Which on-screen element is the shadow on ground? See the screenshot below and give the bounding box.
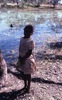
[49,42,62,49]
[8,68,24,80]
[32,77,62,85]
[36,41,62,60]
[0,69,62,100]
[0,88,27,100]
[9,69,62,86]
[36,52,62,60]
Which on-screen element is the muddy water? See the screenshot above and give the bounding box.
[0,9,62,64]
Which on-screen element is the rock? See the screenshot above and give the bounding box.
[10,50,15,54]
[6,3,17,8]
[49,42,62,49]
[10,24,13,27]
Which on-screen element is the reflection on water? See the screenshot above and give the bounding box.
[0,9,62,63]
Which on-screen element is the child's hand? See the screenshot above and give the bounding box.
[19,56,25,65]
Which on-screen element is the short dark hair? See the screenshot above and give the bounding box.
[24,25,33,36]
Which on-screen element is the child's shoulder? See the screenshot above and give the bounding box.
[28,38,34,42]
[29,38,34,44]
[20,37,24,43]
[20,37,23,40]
[28,38,35,49]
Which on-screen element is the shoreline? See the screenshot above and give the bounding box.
[0,3,62,12]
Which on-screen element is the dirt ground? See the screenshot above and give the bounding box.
[0,47,62,100]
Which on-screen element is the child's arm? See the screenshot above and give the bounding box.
[23,49,32,59]
[19,49,32,65]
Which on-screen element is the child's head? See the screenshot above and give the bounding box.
[24,25,34,38]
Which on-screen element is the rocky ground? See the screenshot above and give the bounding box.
[0,45,62,100]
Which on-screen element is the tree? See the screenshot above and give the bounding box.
[49,0,59,8]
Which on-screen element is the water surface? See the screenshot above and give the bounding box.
[0,9,62,64]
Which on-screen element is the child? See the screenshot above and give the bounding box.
[18,25,36,93]
[0,50,7,87]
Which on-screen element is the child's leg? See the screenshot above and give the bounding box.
[23,74,28,89]
[26,74,31,93]
[22,73,31,93]
[20,72,27,89]
[24,75,27,88]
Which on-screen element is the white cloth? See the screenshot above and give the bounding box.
[19,37,36,74]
